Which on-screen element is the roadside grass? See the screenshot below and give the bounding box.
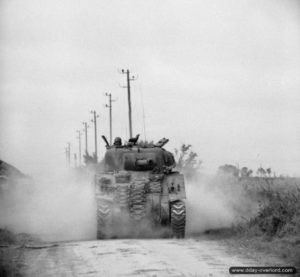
[0,228,39,246]
[0,229,41,277]
[0,229,17,245]
[234,177,300,267]
[202,176,300,267]
[0,229,23,277]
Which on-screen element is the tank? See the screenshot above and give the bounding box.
[95,135,186,239]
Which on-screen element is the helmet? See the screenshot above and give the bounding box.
[113,137,122,146]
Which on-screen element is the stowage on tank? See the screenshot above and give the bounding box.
[95,135,186,239]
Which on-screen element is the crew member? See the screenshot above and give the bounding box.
[113,137,122,147]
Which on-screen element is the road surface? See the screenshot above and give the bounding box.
[14,237,288,277]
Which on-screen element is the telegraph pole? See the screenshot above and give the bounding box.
[82,122,89,154]
[126,70,132,138]
[121,69,137,138]
[64,147,68,166]
[91,110,99,162]
[74,153,77,167]
[76,130,82,166]
[66,142,71,166]
[105,92,116,145]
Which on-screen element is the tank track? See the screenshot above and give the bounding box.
[148,181,161,193]
[129,182,146,221]
[170,200,186,238]
[116,185,129,209]
[96,200,113,239]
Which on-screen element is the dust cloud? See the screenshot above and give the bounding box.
[186,175,259,235]
[99,210,171,239]
[0,168,96,242]
[0,167,168,242]
[0,167,259,241]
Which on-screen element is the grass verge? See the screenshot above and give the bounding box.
[211,177,300,269]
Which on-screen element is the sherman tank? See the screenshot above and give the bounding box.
[95,135,186,239]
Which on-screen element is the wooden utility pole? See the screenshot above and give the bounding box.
[66,142,71,166]
[74,153,77,167]
[91,110,99,162]
[64,147,68,166]
[120,69,137,138]
[76,130,82,166]
[82,122,89,155]
[105,92,116,145]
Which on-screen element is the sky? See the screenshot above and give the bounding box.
[0,0,299,176]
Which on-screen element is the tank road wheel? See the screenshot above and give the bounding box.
[170,200,186,238]
[96,200,112,239]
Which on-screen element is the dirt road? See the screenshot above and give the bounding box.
[10,237,289,277]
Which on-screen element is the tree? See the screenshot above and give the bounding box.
[248,169,253,177]
[266,168,272,177]
[83,152,97,165]
[218,164,239,177]
[174,144,202,179]
[256,167,266,177]
[240,167,253,177]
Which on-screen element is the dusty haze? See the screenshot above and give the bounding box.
[0,169,96,241]
[0,168,258,241]
[186,176,258,234]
